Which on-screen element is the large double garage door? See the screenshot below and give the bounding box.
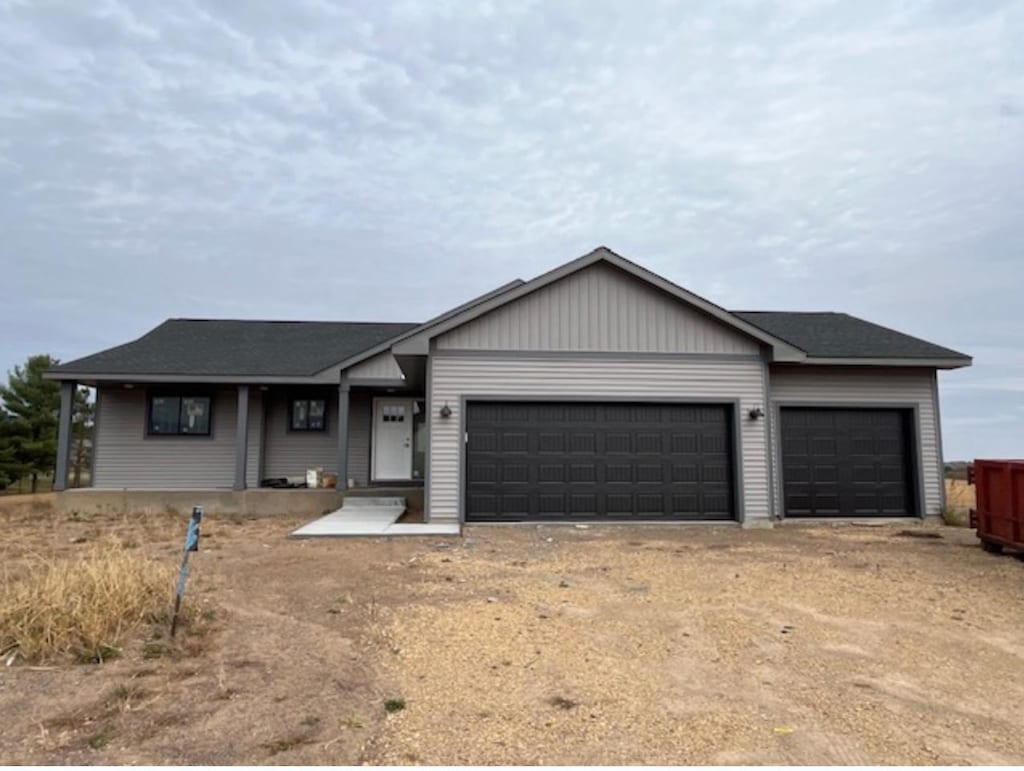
[464,401,920,522]
[779,407,917,518]
[465,401,735,522]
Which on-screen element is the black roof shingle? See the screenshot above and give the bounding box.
[50,308,970,381]
[51,319,418,378]
[732,311,970,361]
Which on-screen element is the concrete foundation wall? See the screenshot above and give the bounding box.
[56,488,344,518]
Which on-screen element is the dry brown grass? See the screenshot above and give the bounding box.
[946,478,976,511]
[0,538,177,663]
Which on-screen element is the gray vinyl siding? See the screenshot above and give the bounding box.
[347,351,404,381]
[428,354,769,524]
[768,366,942,516]
[261,389,371,486]
[436,261,760,355]
[93,386,262,489]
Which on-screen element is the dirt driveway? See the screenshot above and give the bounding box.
[2,499,1023,765]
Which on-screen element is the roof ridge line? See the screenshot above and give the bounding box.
[166,318,420,325]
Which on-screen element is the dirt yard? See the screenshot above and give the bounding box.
[2,495,1024,765]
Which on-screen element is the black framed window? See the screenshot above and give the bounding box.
[291,398,326,431]
[148,395,211,436]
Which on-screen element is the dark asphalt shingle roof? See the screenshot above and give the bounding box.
[51,308,970,380]
[51,319,419,377]
[732,311,970,361]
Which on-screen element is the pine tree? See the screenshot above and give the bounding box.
[0,355,61,492]
[0,409,28,490]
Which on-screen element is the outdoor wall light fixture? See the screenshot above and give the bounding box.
[748,406,765,420]
[439,402,452,418]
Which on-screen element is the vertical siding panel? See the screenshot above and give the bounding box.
[571,270,581,349]
[427,355,769,525]
[602,267,613,348]
[587,267,598,348]
[627,280,639,350]
[347,352,404,380]
[768,366,943,516]
[436,262,761,354]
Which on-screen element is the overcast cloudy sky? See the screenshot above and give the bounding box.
[1,0,1021,458]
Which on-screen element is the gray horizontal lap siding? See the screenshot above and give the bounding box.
[767,366,942,516]
[261,390,371,486]
[428,355,769,524]
[93,387,262,489]
[436,261,760,355]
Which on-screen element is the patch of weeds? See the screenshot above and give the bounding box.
[142,641,174,660]
[87,728,112,750]
[343,712,363,729]
[384,698,406,714]
[201,607,217,623]
[941,508,969,527]
[301,714,321,727]
[108,683,146,709]
[262,734,309,755]
[548,695,579,710]
[75,644,121,664]
[2,543,175,663]
[179,634,212,658]
[119,538,140,550]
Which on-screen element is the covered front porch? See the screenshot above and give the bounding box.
[50,350,439,526]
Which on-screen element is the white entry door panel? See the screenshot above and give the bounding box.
[372,398,413,480]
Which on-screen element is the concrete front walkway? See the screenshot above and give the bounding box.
[290,496,460,537]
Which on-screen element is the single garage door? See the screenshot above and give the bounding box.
[465,401,735,522]
[780,407,916,518]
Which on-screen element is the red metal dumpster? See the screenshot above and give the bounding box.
[969,459,1024,554]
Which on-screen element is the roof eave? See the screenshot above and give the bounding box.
[796,356,973,369]
[315,279,528,377]
[44,371,340,385]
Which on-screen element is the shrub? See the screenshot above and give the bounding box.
[941,507,969,527]
[0,540,177,663]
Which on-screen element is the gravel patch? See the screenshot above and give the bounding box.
[368,524,1024,765]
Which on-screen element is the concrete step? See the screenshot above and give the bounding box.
[342,496,405,508]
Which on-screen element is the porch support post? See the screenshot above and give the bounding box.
[53,380,74,492]
[234,384,249,491]
[337,379,350,491]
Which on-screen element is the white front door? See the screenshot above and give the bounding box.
[372,398,414,481]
